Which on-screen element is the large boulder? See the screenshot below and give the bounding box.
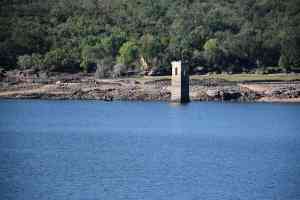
[112,64,127,78]
[206,88,242,101]
[206,89,220,97]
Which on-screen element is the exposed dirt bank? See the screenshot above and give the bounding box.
[0,71,300,102]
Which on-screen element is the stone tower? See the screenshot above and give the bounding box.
[171,61,190,103]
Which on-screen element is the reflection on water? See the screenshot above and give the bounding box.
[0,100,300,200]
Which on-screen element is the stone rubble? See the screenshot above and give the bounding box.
[0,71,299,102]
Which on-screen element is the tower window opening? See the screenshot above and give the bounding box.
[175,67,178,75]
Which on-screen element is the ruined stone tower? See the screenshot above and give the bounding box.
[171,61,190,103]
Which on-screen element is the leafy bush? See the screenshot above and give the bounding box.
[44,49,79,72]
[81,44,109,72]
[204,39,218,52]
[203,39,223,69]
[117,41,139,66]
[17,55,32,69]
[17,54,44,70]
[140,34,162,67]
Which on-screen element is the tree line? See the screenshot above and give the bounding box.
[0,0,299,76]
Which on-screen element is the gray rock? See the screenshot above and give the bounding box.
[206,89,220,97]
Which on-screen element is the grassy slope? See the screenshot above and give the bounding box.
[134,74,300,83]
[195,74,300,82]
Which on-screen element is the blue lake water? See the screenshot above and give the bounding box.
[0,100,300,200]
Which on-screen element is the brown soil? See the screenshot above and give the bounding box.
[1,71,300,102]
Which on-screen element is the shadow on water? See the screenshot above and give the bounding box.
[168,102,190,108]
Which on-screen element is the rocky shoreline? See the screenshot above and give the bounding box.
[1,71,300,102]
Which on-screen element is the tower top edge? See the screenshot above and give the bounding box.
[171,61,182,65]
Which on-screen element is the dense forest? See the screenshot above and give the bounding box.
[0,0,300,76]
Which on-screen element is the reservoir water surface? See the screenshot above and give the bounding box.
[0,100,300,200]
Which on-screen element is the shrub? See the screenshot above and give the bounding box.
[17,54,44,70]
[117,41,139,66]
[204,39,218,52]
[17,55,32,69]
[140,34,162,66]
[81,44,111,72]
[203,39,223,69]
[44,49,79,72]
